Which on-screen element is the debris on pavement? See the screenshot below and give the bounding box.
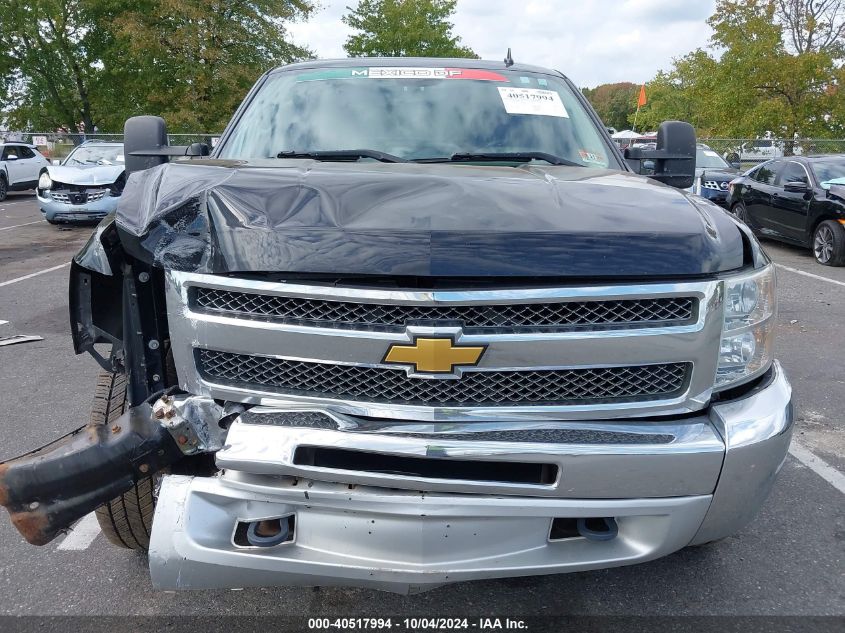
[0,335,44,347]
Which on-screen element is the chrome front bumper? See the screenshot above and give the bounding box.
[148,363,792,593]
[38,193,118,222]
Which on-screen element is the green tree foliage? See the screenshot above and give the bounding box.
[0,0,314,132]
[116,0,314,132]
[634,0,844,141]
[581,82,639,131]
[0,0,108,131]
[342,0,477,58]
[631,51,722,134]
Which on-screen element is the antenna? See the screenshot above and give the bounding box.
[504,48,514,68]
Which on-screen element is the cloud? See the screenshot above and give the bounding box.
[286,0,717,87]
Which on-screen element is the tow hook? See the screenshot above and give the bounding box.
[235,516,296,548]
[577,517,619,541]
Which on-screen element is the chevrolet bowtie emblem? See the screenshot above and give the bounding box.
[384,338,486,374]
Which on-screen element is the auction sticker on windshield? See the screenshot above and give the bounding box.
[497,87,568,117]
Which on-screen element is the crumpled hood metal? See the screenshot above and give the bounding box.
[116,160,745,278]
[48,164,124,186]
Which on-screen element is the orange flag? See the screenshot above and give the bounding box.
[637,84,647,107]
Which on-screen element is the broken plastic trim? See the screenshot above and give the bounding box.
[153,394,229,454]
[0,401,183,546]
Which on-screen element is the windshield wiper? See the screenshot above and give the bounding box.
[276,149,407,163]
[414,152,583,167]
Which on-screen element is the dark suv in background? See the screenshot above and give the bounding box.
[727,155,845,266]
[690,143,740,208]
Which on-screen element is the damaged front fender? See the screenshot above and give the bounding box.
[0,402,183,545]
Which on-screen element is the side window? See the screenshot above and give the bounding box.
[778,162,809,186]
[751,161,780,185]
[19,146,35,159]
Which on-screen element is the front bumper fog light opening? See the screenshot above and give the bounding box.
[234,515,296,548]
[549,517,618,542]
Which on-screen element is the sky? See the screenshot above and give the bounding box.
[286,0,718,88]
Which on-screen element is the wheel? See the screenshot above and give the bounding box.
[733,201,751,226]
[813,220,845,266]
[91,370,158,550]
[812,221,845,266]
[0,174,7,201]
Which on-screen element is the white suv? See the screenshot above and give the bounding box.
[0,142,49,201]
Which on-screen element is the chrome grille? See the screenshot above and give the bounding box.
[193,287,696,331]
[198,349,690,406]
[50,189,107,204]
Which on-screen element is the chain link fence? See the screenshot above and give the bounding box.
[0,131,221,162]
[699,138,845,168]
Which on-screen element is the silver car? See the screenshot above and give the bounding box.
[37,141,125,224]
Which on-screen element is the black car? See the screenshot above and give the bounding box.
[727,155,845,265]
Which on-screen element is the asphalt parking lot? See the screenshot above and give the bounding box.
[0,190,843,618]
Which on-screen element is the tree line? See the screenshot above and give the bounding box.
[585,0,845,139]
[0,0,474,133]
[2,0,841,138]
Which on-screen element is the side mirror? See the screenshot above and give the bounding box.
[52,159,62,166]
[186,143,210,157]
[124,116,203,175]
[6,154,17,161]
[623,121,696,189]
[124,116,169,175]
[783,181,810,193]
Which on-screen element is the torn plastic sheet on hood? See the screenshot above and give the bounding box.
[113,159,745,278]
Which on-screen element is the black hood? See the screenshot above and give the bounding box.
[115,160,745,279]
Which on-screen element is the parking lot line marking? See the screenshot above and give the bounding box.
[0,220,43,232]
[775,263,845,289]
[56,513,100,551]
[789,442,845,495]
[0,262,69,288]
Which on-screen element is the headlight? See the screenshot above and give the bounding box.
[38,172,52,190]
[702,180,722,190]
[714,265,776,390]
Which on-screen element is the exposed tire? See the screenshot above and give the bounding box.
[90,370,158,550]
[0,174,7,202]
[733,201,751,226]
[813,220,845,267]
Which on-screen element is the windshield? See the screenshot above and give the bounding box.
[696,147,730,169]
[64,145,124,166]
[220,66,616,168]
[811,159,845,186]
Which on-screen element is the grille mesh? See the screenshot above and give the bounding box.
[193,288,696,331]
[198,349,689,406]
[51,189,107,204]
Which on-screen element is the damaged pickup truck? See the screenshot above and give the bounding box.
[0,58,793,594]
